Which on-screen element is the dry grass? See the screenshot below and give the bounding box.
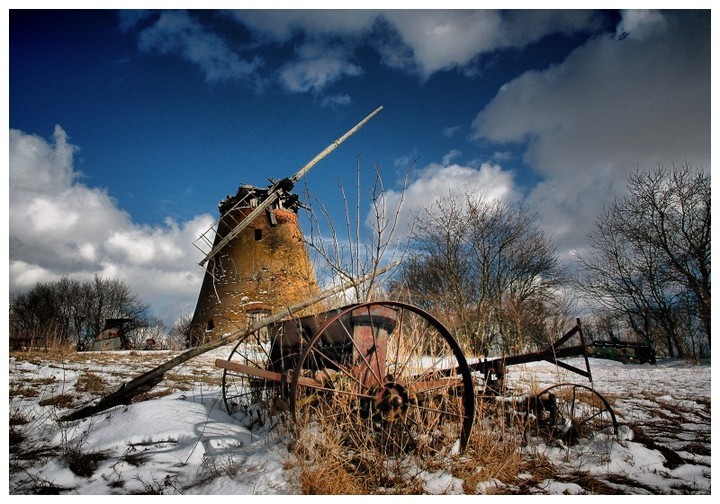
[75,372,107,393]
[165,371,220,387]
[299,458,368,494]
[133,388,174,402]
[30,377,58,386]
[287,379,626,495]
[291,419,532,495]
[454,426,525,493]
[561,471,626,494]
[289,392,544,495]
[510,455,559,493]
[64,446,111,477]
[292,428,425,494]
[10,426,26,447]
[38,393,76,409]
[10,386,40,399]
[9,346,639,495]
[10,376,59,399]
[9,410,29,426]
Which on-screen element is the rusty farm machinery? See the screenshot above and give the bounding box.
[63,296,618,457]
[62,106,619,459]
[216,301,618,455]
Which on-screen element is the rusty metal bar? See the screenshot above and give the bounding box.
[215,359,321,388]
[466,320,593,382]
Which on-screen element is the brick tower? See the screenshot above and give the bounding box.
[188,183,319,346]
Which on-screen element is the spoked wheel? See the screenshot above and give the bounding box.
[290,301,475,458]
[532,383,618,445]
[221,326,284,430]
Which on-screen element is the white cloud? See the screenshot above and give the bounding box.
[321,93,352,107]
[377,10,601,79]
[107,232,159,265]
[374,11,501,76]
[9,126,215,325]
[615,9,669,40]
[26,198,79,232]
[130,10,602,93]
[470,10,710,259]
[228,10,377,42]
[9,126,77,190]
[441,150,462,165]
[378,159,517,236]
[136,10,263,84]
[9,261,63,291]
[279,53,363,93]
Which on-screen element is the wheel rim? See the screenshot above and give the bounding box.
[221,325,282,429]
[290,301,475,457]
[532,383,618,444]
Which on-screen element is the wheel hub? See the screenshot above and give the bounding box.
[374,382,409,422]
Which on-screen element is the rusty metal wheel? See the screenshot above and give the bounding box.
[289,301,475,457]
[221,325,284,430]
[532,383,618,445]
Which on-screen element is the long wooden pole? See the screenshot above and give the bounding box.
[60,260,398,422]
[199,105,383,266]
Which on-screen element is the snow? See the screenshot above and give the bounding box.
[7,346,712,495]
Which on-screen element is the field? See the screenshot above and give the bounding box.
[8,346,711,494]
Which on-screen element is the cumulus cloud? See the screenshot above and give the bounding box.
[9,126,214,324]
[470,10,710,260]
[378,158,518,237]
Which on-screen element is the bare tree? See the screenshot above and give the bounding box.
[303,158,411,305]
[391,193,567,355]
[576,162,710,359]
[168,313,193,350]
[128,316,167,350]
[9,275,151,350]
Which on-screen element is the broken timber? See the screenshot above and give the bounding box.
[60,261,398,422]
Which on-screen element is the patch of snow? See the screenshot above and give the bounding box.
[8,352,712,494]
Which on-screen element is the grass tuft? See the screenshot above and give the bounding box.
[64,445,111,477]
[75,372,107,393]
[38,393,76,408]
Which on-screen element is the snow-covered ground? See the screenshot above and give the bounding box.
[8,346,711,494]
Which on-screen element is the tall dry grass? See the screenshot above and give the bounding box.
[288,391,543,494]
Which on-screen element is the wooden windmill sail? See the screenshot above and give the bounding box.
[188,106,383,346]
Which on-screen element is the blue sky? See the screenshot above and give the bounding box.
[6,7,712,326]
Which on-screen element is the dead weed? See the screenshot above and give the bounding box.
[75,372,107,393]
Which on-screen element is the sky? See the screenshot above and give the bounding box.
[5,6,713,327]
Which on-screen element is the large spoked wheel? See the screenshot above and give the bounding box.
[532,383,618,445]
[290,301,475,458]
[221,326,284,430]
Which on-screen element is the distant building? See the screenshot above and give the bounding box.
[92,318,134,351]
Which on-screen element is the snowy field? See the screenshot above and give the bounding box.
[8,346,711,495]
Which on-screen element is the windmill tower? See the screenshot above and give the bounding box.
[188,106,383,346]
[188,183,319,345]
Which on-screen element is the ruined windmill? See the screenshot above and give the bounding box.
[187,106,383,346]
